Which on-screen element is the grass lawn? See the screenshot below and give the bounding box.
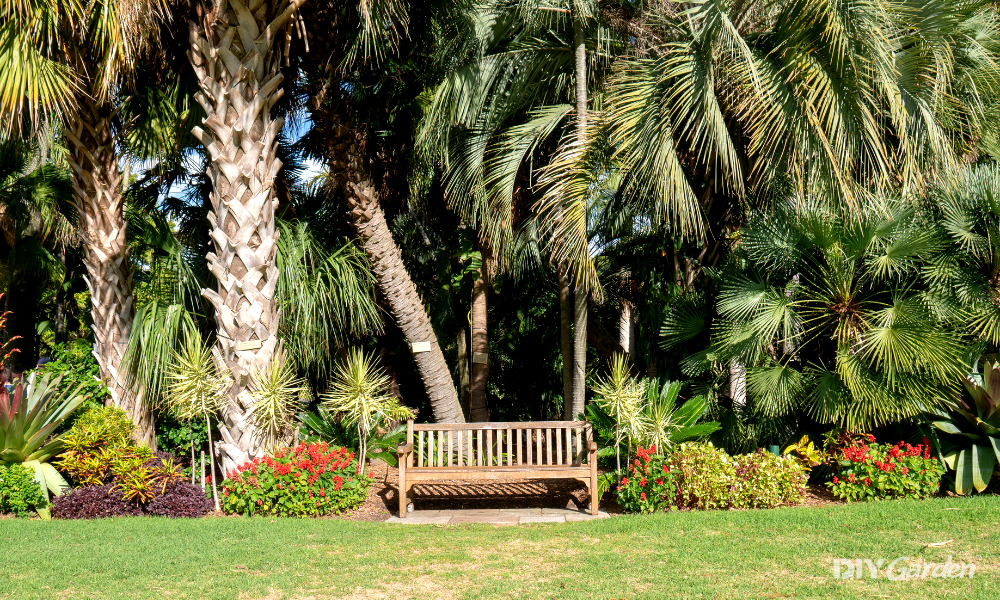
[1,496,998,600]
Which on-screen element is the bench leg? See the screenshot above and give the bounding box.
[398,470,406,518]
[590,475,599,515]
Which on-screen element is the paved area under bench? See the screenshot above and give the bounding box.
[385,507,612,525]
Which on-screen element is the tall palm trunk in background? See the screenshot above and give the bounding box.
[469,255,489,421]
[327,128,465,423]
[568,18,588,421]
[559,269,574,420]
[189,0,304,472]
[64,96,153,447]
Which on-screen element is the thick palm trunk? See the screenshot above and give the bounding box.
[341,165,465,423]
[469,261,490,421]
[64,99,152,447]
[558,270,575,419]
[456,325,471,417]
[189,0,304,472]
[569,18,589,420]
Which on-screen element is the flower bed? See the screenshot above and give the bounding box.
[221,442,371,517]
[827,433,944,501]
[616,443,808,513]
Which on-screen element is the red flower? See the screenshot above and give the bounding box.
[864,477,871,486]
[640,492,646,501]
[656,479,662,485]
[640,478,647,487]
[901,467,909,475]
[832,476,839,484]
[848,473,856,483]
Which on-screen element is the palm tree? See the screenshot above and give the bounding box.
[711,199,967,431]
[296,0,467,423]
[186,0,310,468]
[0,137,76,371]
[535,0,1000,421]
[0,0,168,445]
[418,0,614,419]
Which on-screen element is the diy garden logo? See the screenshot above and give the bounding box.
[833,556,976,580]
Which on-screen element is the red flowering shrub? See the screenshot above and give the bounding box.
[221,442,370,517]
[615,443,807,513]
[827,435,944,502]
[615,446,681,513]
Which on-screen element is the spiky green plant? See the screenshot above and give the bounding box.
[247,351,308,456]
[166,332,229,510]
[710,199,967,431]
[637,381,720,452]
[0,373,84,517]
[321,349,413,475]
[591,353,647,472]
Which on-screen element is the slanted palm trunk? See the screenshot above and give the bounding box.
[320,121,464,423]
[189,0,304,472]
[469,258,489,421]
[64,97,153,447]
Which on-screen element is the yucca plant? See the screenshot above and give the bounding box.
[321,349,413,475]
[247,351,308,455]
[923,358,1000,494]
[591,353,647,472]
[0,373,84,517]
[166,332,229,511]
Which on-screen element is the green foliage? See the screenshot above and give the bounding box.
[221,443,370,517]
[923,358,1000,494]
[712,200,967,430]
[298,409,406,467]
[31,341,107,420]
[0,373,83,509]
[616,443,808,513]
[0,463,46,515]
[55,405,141,486]
[247,352,308,454]
[827,435,944,502]
[321,349,413,473]
[165,331,228,422]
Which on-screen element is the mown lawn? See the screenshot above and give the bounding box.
[1,496,998,600]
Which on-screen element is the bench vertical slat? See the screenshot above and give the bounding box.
[406,420,414,468]
[475,429,482,467]
[506,428,513,466]
[556,426,563,465]
[575,427,583,465]
[456,430,462,466]
[545,428,552,465]
[535,429,542,465]
[527,429,534,465]
[437,430,443,467]
[447,430,453,467]
[565,427,572,465]
[417,431,424,467]
[515,428,521,465]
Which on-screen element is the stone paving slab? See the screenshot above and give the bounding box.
[499,508,543,516]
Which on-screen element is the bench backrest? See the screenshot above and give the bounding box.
[405,420,593,468]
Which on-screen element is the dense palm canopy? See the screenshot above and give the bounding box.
[4,0,1000,497]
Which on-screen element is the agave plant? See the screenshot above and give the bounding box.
[321,349,413,475]
[0,373,84,516]
[924,359,1000,494]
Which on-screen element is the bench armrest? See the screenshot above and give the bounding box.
[397,443,413,455]
[587,441,598,453]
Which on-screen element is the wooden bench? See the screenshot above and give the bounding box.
[396,420,599,517]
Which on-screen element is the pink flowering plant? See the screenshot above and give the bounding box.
[615,446,681,513]
[826,432,944,502]
[221,442,371,516]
